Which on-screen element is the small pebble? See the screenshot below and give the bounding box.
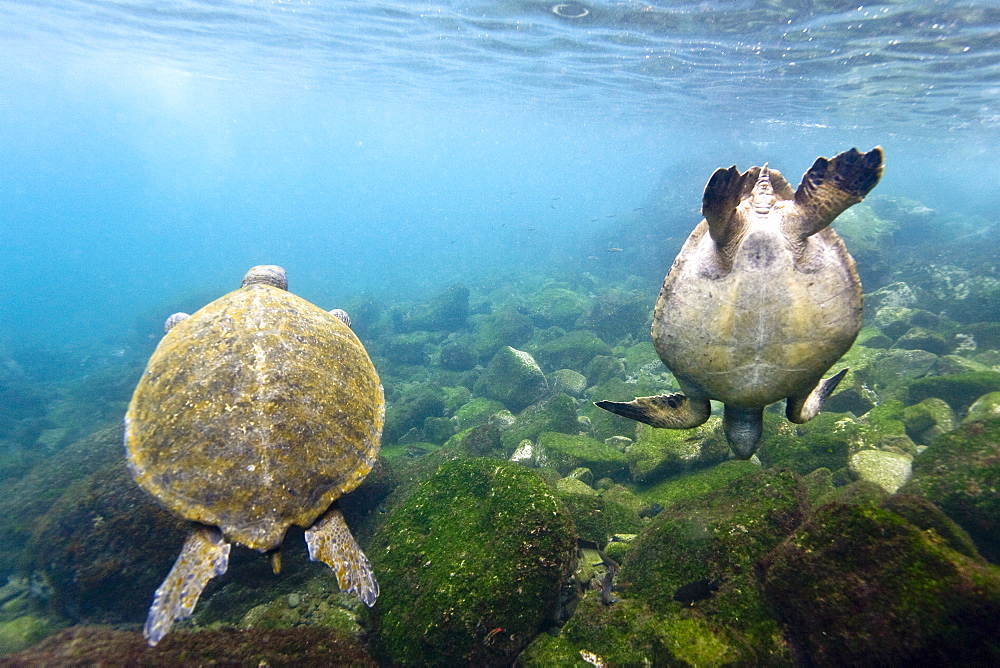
[287,593,301,609]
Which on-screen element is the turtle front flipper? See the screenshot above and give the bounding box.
[144,525,231,647]
[305,504,379,607]
[787,147,884,240]
[594,393,711,429]
[786,368,849,424]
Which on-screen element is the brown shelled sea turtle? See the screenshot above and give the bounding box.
[597,147,884,458]
[125,265,384,645]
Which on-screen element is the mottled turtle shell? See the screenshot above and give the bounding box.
[125,282,384,552]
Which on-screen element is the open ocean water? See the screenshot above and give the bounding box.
[1,0,999,664]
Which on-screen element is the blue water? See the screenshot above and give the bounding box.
[1,0,998,357]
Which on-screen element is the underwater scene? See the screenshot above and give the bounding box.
[1,0,999,665]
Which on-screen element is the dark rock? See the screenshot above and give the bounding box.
[3,625,376,665]
[902,416,1000,562]
[25,459,188,623]
[906,371,1000,415]
[760,495,1000,665]
[894,326,952,355]
[438,341,477,371]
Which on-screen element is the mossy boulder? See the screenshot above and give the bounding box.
[757,411,855,474]
[627,419,729,484]
[0,426,124,576]
[0,613,61,657]
[575,290,651,345]
[847,449,913,493]
[583,355,625,387]
[4,626,376,665]
[518,595,740,666]
[438,341,478,371]
[453,397,506,431]
[473,346,548,412]
[468,307,535,361]
[523,287,591,329]
[636,460,761,507]
[894,326,952,356]
[383,384,446,445]
[536,432,630,482]
[622,341,661,376]
[760,494,1000,665]
[903,397,956,444]
[370,459,576,666]
[382,331,438,367]
[870,349,938,400]
[901,417,1000,562]
[533,330,612,372]
[962,391,1000,424]
[394,283,469,333]
[25,459,188,623]
[621,469,809,663]
[547,369,587,398]
[499,393,580,451]
[906,371,1000,415]
[554,483,643,544]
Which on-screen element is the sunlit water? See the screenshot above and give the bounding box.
[1,0,998,355]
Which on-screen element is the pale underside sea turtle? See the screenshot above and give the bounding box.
[125,265,384,646]
[597,147,884,458]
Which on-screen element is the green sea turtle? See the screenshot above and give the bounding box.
[125,265,384,646]
[596,147,884,458]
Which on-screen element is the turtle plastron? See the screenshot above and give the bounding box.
[305,504,379,607]
[144,524,231,646]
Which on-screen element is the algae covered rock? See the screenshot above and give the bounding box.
[547,368,587,398]
[904,397,956,444]
[906,371,1000,414]
[760,494,1000,665]
[523,286,591,329]
[537,432,630,481]
[25,459,188,624]
[902,417,1000,562]
[533,330,612,372]
[618,469,809,663]
[627,419,729,484]
[963,391,1000,424]
[499,393,580,450]
[847,449,912,493]
[370,459,576,666]
[473,346,548,411]
[3,626,376,665]
[518,596,738,667]
[468,307,535,361]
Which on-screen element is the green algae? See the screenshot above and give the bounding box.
[761,496,1000,664]
[537,432,629,480]
[370,458,576,666]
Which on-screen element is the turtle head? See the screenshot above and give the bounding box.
[242,265,288,291]
[750,164,777,215]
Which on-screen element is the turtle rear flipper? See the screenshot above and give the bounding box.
[305,505,379,607]
[594,393,711,429]
[786,368,849,424]
[144,525,230,646]
[787,147,884,240]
